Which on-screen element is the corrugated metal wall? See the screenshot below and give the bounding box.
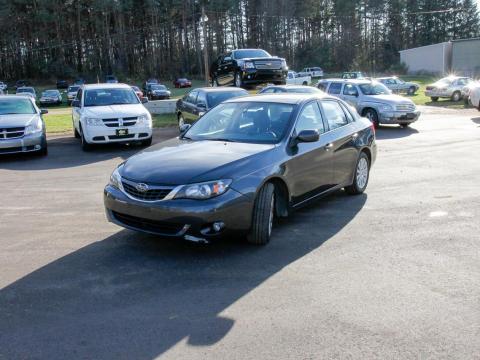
[400,42,451,75]
[451,39,480,77]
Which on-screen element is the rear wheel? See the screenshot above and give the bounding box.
[364,108,379,128]
[451,91,461,102]
[247,183,275,245]
[431,97,439,102]
[345,152,370,195]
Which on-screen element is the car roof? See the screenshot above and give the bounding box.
[195,87,248,93]
[320,78,372,84]
[225,93,332,104]
[376,76,397,80]
[81,83,132,90]
[263,85,318,90]
[17,86,35,90]
[0,94,35,101]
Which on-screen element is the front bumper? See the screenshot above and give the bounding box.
[104,185,254,240]
[379,110,420,124]
[242,69,288,85]
[83,126,152,143]
[0,132,45,154]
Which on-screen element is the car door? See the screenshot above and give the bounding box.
[183,90,198,123]
[286,101,334,206]
[319,100,359,187]
[341,83,360,107]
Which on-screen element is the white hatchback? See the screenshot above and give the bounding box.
[72,83,153,151]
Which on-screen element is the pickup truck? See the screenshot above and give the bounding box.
[286,71,311,86]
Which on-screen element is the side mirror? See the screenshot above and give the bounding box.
[180,123,191,134]
[40,109,48,115]
[71,100,80,107]
[141,97,148,104]
[291,129,319,146]
[197,102,206,109]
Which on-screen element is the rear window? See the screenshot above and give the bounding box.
[328,83,342,95]
[207,90,248,108]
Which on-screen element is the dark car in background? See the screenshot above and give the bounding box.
[143,78,159,94]
[56,80,69,89]
[16,86,36,99]
[210,48,288,88]
[15,80,30,89]
[106,75,118,84]
[0,95,48,155]
[258,85,324,95]
[104,93,376,245]
[146,84,171,100]
[0,81,8,92]
[173,78,192,88]
[176,87,248,130]
[39,89,62,106]
[74,78,86,86]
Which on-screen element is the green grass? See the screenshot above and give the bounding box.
[43,112,177,135]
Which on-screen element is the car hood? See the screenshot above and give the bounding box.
[120,138,275,185]
[83,104,147,118]
[241,56,285,62]
[0,113,38,127]
[362,94,414,105]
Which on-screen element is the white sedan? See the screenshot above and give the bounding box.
[72,83,153,151]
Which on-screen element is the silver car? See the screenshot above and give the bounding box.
[0,95,48,155]
[376,76,419,95]
[318,79,420,128]
[16,86,36,100]
[67,85,80,104]
[425,76,472,102]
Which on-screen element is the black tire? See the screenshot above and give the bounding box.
[400,123,410,128]
[302,81,308,86]
[234,72,243,88]
[142,137,152,147]
[345,152,370,195]
[74,124,81,139]
[247,183,275,245]
[407,86,416,95]
[451,91,462,102]
[464,97,469,106]
[80,127,92,152]
[37,137,48,156]
[431,97,439,102]
[178,114,186,131]
[364,108,380,128]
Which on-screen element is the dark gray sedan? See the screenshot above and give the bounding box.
[104,94,376,245]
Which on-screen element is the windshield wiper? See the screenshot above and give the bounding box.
[209,138,238,143]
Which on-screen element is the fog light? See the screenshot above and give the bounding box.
[34,145,41,150]
[212,222,225,232]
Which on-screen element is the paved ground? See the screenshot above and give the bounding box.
[1,107,479,359]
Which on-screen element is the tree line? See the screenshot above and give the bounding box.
[0,0,479,81]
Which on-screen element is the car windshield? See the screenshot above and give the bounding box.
[234,49,271,59]
[43,90,58,96]
[84,88,139,107]
[436,78,454,86]
[207,90,248,108]
[0,98,36,115]
[184,101,294,144]
[359,83,390,95]
[151,85,167,90]
[178,78,188,82]
[17,88,34,93]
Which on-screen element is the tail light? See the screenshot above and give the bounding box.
[370,123,376,136]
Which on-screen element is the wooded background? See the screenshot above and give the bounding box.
[0,0,479,81]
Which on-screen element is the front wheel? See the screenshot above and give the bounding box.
[247,183,275,245]
[178,114,186,131]
[234,72,243,88]
[345,152,370,195]
[80,128,92,152]
[407,86,416,95]
[451,91,462,102]
[431,97,439,102]
[141,137,152,147]
[364,109,380,128]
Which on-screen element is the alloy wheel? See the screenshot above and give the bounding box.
[356,157,369,189]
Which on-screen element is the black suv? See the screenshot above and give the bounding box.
[210,49,288,89]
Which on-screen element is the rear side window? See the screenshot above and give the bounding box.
[321,101,349,130]
[343,84,358,96]
[295,101,325,134]
[328,83,342,95]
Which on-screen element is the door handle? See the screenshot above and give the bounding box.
[325,143,334,150]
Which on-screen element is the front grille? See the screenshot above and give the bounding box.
[122,179,173,201]
[102,117,137,128]
[0,127,25,139]
[108,134,135,140]
[112,211,184,235]
[396,104,415,112]
[253,59,283,70]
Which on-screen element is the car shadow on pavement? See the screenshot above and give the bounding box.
[472,117,480,126]
[375,125,419,140]
[0,191,367,359]
[0,128,177,171]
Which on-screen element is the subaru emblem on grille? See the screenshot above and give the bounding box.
[135,183,149,192]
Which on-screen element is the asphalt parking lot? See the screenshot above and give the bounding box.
[1,107,479,359]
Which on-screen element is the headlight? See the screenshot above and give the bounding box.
[109,166,123,190]
[174,179,232,200]
[281,59,288,69]
[380,104,393,112]
[25,117,43,135]
[85,117,103,126]
[243,61,255,69]
[137,114,152,127]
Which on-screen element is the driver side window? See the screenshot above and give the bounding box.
[295,102,325,134]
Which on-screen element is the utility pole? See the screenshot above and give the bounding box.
[201,5,209,86]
